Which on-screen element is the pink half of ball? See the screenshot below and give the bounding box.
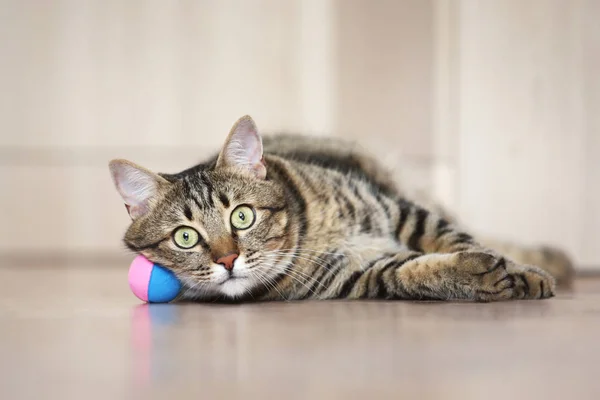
[128,255,154,302]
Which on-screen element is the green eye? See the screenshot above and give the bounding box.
[230,205,255,230]
[173,226,200,249]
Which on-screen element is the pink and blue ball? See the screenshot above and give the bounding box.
[128,255,182,303]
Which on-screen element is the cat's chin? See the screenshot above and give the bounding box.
[219,277,252,298]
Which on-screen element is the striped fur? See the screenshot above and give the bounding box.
[109,116,573,303]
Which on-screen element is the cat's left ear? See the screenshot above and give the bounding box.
[216,115,266,179]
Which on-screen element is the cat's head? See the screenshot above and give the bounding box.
[109,116,293,299]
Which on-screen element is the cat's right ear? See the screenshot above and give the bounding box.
[108,159,170,220]
[216,115,266,179]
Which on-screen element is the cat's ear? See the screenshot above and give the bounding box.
[216,115,266,179]
[108,159,170,220]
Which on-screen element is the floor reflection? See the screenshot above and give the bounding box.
[131,304,182,386]
[126,288,600,398]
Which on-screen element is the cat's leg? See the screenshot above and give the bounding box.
[329,250,552,302]
[389,200,556,299]
[404,192,575,287]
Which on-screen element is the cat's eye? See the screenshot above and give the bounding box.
[230,205,255,230]
[172,226,200,249]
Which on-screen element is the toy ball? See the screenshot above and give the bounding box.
[128,255,182,303]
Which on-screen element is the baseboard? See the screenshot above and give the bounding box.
[0,251,132,268]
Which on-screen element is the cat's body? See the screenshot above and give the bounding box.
[109,116,573,303]
[264,135,575,289]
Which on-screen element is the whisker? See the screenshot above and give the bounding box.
[252,265,288,301]
[256,262,323,297]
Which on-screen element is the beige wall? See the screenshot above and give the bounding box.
[335,0,435,200]
[0,0,598,268]
[0,0,339,254]
[446,0,600,267]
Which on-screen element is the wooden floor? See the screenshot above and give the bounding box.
[1,265,599,400]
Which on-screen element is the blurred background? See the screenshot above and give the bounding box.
[0,0,598,270]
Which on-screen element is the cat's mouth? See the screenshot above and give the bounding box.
[218,275,247,285]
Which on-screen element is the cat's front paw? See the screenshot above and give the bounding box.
[454,252,515,302]
[508,264,556,299]
[455,252,555,301]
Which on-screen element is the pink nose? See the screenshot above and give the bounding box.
[215,253,238,271]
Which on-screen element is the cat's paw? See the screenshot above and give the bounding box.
[508,263,556,299]
[453,252,515,302]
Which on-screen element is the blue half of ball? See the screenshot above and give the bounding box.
[147,264,182,303]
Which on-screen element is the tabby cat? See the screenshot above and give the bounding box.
[109,116,574,302]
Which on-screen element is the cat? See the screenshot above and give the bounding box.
[109,115,574,302]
